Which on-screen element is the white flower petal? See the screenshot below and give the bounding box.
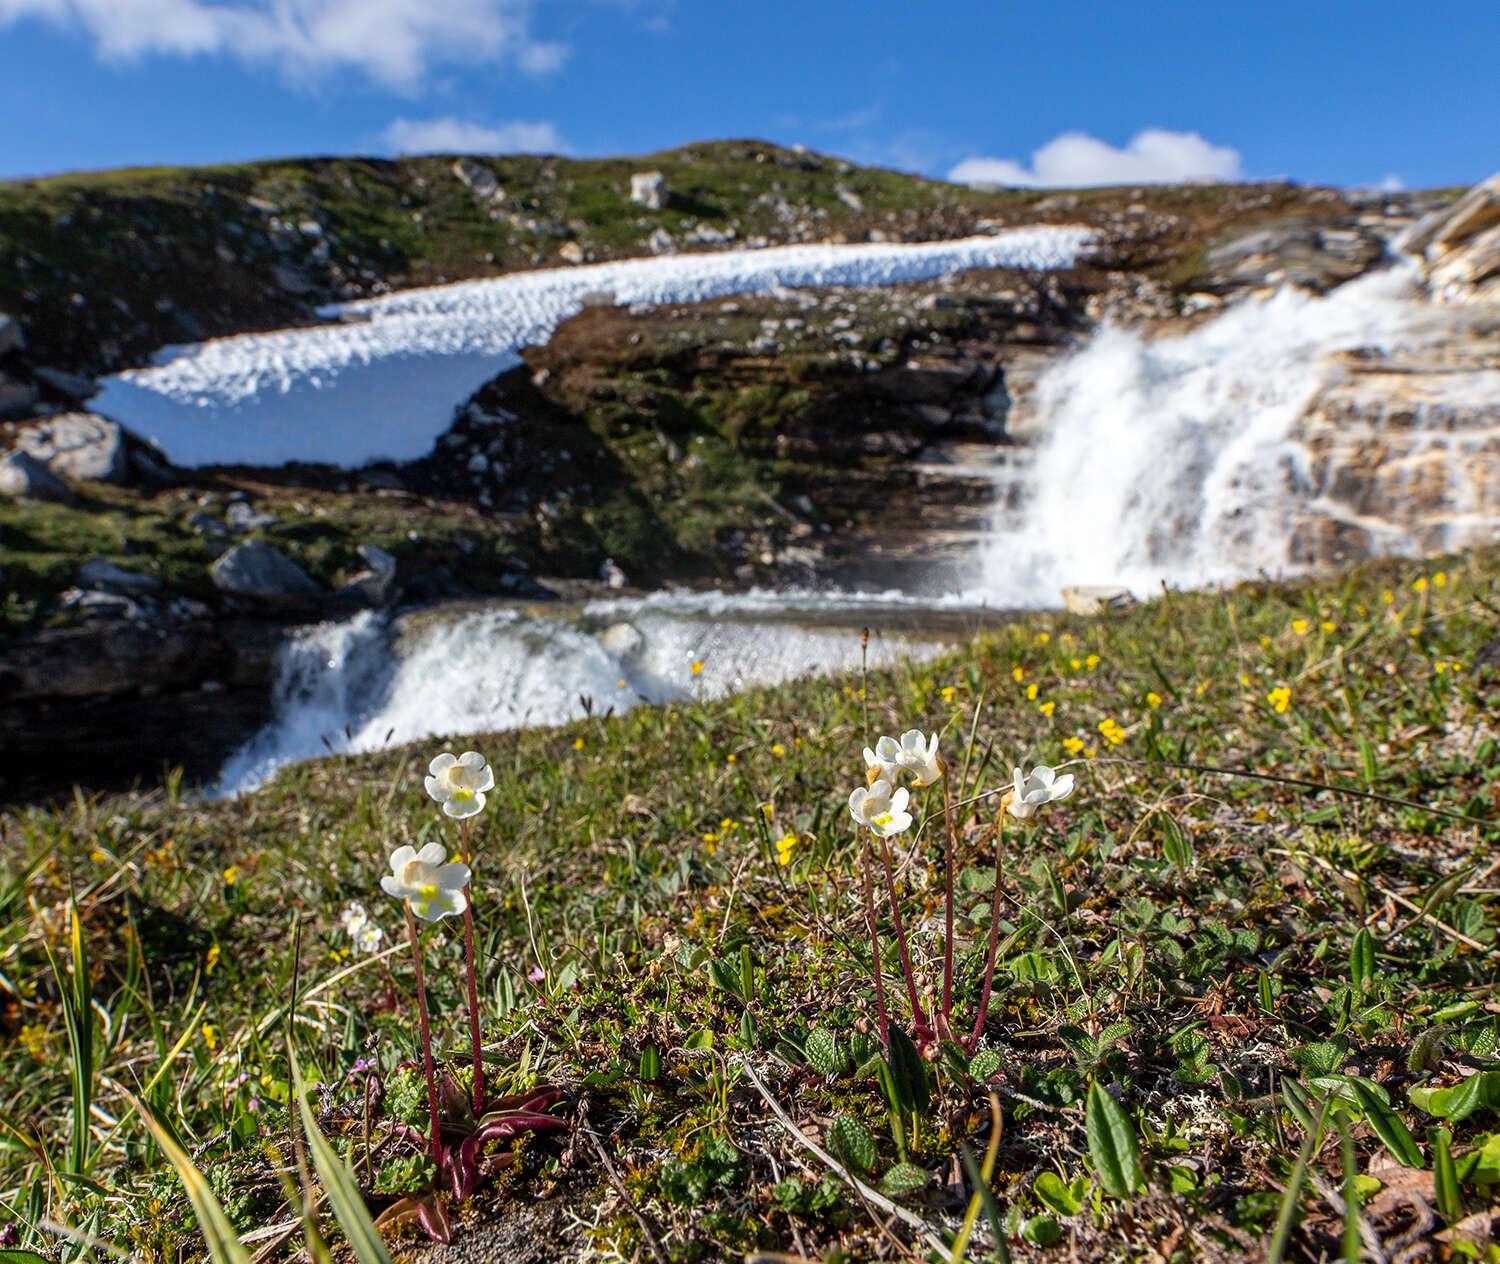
[875,735,901,763]
[891,786,910,814]
[443,792,485,820]
[415,841,448,866]
[457,751,486,770]
[428,752,458,776]
[436,861,472,889]
[1052,773,1076,799]
[380,874,409,899]
[424,774,454,802]
[387,845,417,873]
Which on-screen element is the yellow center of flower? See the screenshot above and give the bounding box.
[872,813,892,827]
[453,788,474,801]
[419,884,438,901]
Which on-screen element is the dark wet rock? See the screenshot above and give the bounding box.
[78,557,163,594]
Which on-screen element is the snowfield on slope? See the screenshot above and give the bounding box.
[93,228,1092,468]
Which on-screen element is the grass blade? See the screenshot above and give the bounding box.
[133,1097,253,1264]
[1267,1097,1330,1264]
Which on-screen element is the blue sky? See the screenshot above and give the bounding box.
[0,0,1495,189]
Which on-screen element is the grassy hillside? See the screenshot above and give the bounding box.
[0,140,1373,373]
[2,547,1497,1261]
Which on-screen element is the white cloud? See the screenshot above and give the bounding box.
[0,0,567,90]
[380,116,568,155]
[949,128,1243,188]
[1380,173,1405,193]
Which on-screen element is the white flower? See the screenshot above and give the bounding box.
[849,779,913,837]
[883,729,943,787]
[380,843,471,922]
[355,922,385,954]
[1006,764,1076,821]
[863,744,899,787]
[424,751,495,820]
[340,901,370,935]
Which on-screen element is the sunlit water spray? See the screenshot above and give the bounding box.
[214,594,949,797]
[973,258,1498,601]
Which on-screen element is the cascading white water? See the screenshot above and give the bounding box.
[214,595,945,797]
[974,257,1486,602]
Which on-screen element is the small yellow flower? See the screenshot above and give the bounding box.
[618,679,627,688]
[1195,680,1210,696]
[761,803,775,819]
[775,833,798,866]
[1433,572,1447,587]
[771,743,786,757]
[1070,658,1082,671]
[1259,637,1271,650]
[1146,691,1162,709]
[1239,672,1251,686]
[940,685,956,702]
[1413,577,1428,593]
[1098,718,1126,746]
[1039,701,1056,717]
[1383,589,1395,604]
[89,848,108,864]
[1084,747,1098,759]
[720,818,738,832]
[726,753,736,764]
[205,944,221,974]
[19,1024,48,1058]
[573,737,584,751]
[223,866,240,886]
[1012,665,1024,682]
[1085,654,1100,670]
[1062,736,1084,755]
[702,831,719,844]
[1267,686,1291,713]
[1025,683,1039,701]
[203,1025,219,1053]
[1033,632,1050,645]
[1320,621,1336,633]
[691,659,705,674]
[1291,619,1308,635]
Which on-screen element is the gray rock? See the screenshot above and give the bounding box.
[0,450,72,501]
[59,587,149,622]
[189,511,230,540]
[211,540,321,603]
[226,501,277,532]
[557,241,585,264]
[273,264,314,295]
[16,412,126,482]
[0,373,39,420]
[78,557,162,594]
[629,170,670,211]
[453,158,501,201]
[336,543,398,607]
[33,366,99,402]
[834,185,864,212]
[0,313,22,356]
[357,466,407,491]
[647,227,676,256]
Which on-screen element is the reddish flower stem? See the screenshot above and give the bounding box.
[458,816,485,1114]
[941,768,956,1029]
[404,902,443,1171]
[860,834,890,1046]
[969,810,1007,1048]
[876,831,928,1033]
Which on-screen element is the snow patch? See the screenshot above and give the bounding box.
[94,230,1092,468]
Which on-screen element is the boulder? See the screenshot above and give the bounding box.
[557,241,585,264]
[33,366,99,402]
[0,450,72,502]
[189,511,230,540]
[0,313,22,356]
[210,540,321,603]
[598,621,645,659]
[16,412,127,482]
[1407,172,1500,300]
[273,264,314,295]
[629,171,670,211]
[453,158,501,201]
[647,227,676,256]
[1060,585,1136,616]
[599,558,628,589]
[78,557,163,594]
[335,543,398,607]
